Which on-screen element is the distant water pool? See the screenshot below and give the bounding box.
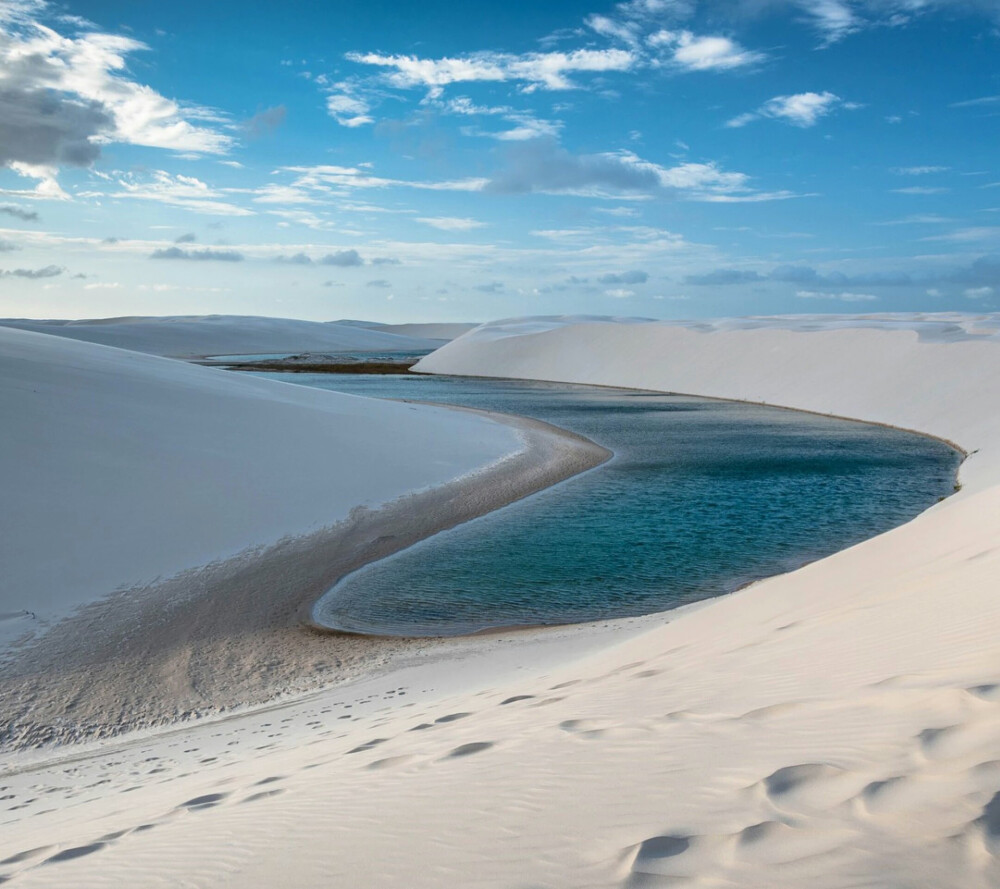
[252,370,961,637]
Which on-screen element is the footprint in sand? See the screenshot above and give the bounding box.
[761,763,862,812]
[559,719,609,739]
[977,791,1000,852]
[346,738,388,754]
[367,755,416,770]
[444,742,494,758]
[0,847,54,866]
[241,789,286,803]
[735,820,850,866]
[179,792,229,810]
[44,843,106,864]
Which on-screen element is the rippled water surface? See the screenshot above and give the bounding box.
[256,370,960,637]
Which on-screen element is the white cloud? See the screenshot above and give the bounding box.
[950,94,1000,108]
[249,184,319,205]
[605,288,635,298]
[484,143,806,201]
[415,216,487,231]
[346,48,637,91]
[264,208,332,230]
[891,165,950,175]
[892,186,950,194]
[493,115,564,141]
[796,289,878,301]
[108,171,254,216]
[727,92,845,128]
[595,206,640,217]
[648,30,765,71]
[281,164,488,194]
[325,86,373,127]
[0,2,231,166]
[964,286,994,298]
[922,226,1000,242]
[439,98,562,141]
[802,0,859,43]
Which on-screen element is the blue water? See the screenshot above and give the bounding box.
[250,370,961,637]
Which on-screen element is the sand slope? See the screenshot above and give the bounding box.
[0,326,521,655]
[4,314,1000,888]
[0,314,446,357]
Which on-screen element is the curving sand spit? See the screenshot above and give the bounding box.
[3,314,1000,888]
[0,326,608,749]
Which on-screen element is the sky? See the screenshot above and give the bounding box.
[0,0,998,323]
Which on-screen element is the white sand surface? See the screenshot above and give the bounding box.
[4,314,1000,888]
[0,314,447,357]
[0,325,532,657]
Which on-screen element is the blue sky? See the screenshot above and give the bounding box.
[0,0,998,322]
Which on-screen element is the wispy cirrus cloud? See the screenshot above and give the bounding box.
[796,289,877,301]
[440,98,564,142]
[726,92,850,128]
[891,165,950,175]
[416,216,487,231]
[965,285,994,298]
[922,226,1000,242]
[647,30,765,71]
[892,185,950,195]
[325,5,766,129]
[324,83,374,128]
[597,0,1000,47]
[105,171,255,216]
[346,48,638,93]
[280,164,487,194]
[950,94,1000,108]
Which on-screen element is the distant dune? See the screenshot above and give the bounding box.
[0,314,452,358]
[333,319,479,341]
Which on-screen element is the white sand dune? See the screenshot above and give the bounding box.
[0,314,447,357]
[4,314,1000,888]
[0,325,524,657]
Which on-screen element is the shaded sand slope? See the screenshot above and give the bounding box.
[0,314,444,357]
[0,325,522,655]
[4,314,1000,888]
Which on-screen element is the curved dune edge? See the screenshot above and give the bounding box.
[4,315,1000,889]
[0,405,609,751]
